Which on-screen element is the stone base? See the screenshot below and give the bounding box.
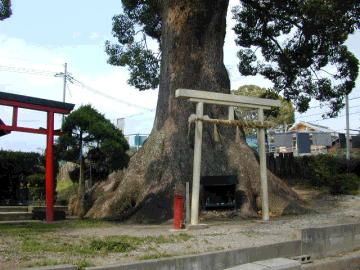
[186,223,209,230]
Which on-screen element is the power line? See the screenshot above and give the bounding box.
[70,76,155,112]
[0,56,62,69]
[296,104,360,119]
[0,65,57,77]
[307,96,360,109]
[309,110,360,123]
[0,63,156,112]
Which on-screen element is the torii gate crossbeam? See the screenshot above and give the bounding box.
[0,91,74,223]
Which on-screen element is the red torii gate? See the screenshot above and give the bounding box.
[0,91,74,222]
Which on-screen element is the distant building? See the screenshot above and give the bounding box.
[288,121,338,136]
[125,134,149,149]
[268,121,337,156]
[116,118,125,132]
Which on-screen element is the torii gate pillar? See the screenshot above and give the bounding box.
[46,111,55,222]
[0,91,74,223]
[176,89,280,225]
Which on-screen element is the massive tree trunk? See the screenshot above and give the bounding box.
[85,0,301,222]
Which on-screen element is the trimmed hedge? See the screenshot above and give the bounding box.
[328,173,360,195]
[268,153,360,194]
[0,150,59,204]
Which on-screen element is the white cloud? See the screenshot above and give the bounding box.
[0,34,157,151]
[89,32,100,40]
[72,32,81,39]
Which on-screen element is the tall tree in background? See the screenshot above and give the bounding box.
[86,0,359,221]
[56,105,129,217]
[233,85,295,131]
[0,0,11,20]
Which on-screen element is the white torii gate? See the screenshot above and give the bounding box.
[176,89,281,225]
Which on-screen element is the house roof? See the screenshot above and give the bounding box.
[289,121,336,133]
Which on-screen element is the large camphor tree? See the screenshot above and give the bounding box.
[86,0,359,222]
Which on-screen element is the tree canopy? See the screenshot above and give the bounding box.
[0,0,11,20]
[56,105,129,180]
[106,0,359,116]
[233,85,295,129]
[233,0,359,116]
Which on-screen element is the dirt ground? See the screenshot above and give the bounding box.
[1,187,360,269]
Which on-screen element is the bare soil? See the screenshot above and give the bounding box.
[1,187,360,269]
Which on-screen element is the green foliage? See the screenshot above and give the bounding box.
[26,173,45,202]
[56,105,130,181]
[106,1,359,117]
[328,173,360,195]
[233,85,295,128]
[105,1,161,90]
[233,0,360,116]
[307,154,338,186]
[105,41,160,91]
[0,0,11,20]
[0,150,44,204]
[56,181,78,205]
[283,154,360,194]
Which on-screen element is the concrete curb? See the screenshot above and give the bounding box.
[224,258,301,270]
[302,252,360,270]
[301,223,360,258]
[85,241,301,270]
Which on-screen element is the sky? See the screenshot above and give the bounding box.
[0,0,359,152]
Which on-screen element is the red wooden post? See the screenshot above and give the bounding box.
[45,111,54,223]
[12,107,18,127]
[173,193,184,229]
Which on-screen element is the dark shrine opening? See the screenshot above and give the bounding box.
[201,175,238,210]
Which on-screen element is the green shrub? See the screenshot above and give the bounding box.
[0,150,59,204]
[56,182,78,205]
[0,151,42,203]
[307,155,338,187]
[328,173,360,195]
[26,173,45,202]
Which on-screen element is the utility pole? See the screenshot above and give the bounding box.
[55,63,69,126]
[62,63,68,126]
[346,94,350,160]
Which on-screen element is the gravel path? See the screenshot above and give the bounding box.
[2,190,360,268]
[65,193,360,266]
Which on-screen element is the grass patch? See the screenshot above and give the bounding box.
[20,235,95,255]
[138,252,175,260]
[88,233,192,253]
[0,219,113,235]
[90,238,135,253]
[0,220,193,268]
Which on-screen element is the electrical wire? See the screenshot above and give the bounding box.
[307,96,360,109]
[0,65,57,77]
[70,76,155,112]
[309,110,360,123]
[296,104,360,119]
